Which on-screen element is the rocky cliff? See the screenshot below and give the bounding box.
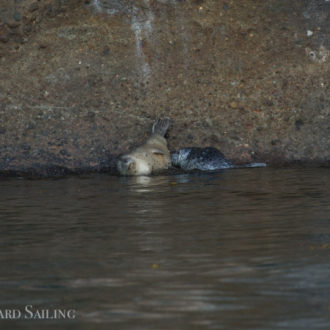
[0,0,329,176]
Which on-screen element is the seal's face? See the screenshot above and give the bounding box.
[117,155,151,176]
[117,118,171,176]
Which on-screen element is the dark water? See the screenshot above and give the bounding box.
[0,168,330,329]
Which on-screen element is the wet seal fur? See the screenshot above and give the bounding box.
[117,118,171,175]
[171,147,266,171]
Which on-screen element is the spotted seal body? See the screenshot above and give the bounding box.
[171,147,266,171]
[117,118,171,176]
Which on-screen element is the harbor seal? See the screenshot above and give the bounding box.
[117,118,171,176]
[171,147,266,171]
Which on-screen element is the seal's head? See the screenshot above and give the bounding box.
[117,155,151,176]
[171,147,233,171]
[117,118,171,176]
[171,148,191,168]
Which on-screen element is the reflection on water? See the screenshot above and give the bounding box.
[0,168,330,329]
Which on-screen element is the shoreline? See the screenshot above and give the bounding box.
[0,160,328,179]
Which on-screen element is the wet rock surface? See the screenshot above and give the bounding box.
[0,0,329,175]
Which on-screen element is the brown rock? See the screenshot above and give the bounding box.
[0,34,9,43]
[6,21,20,29]
[29,2,39,13]
[0,0,329,175]
[230,101,238,109]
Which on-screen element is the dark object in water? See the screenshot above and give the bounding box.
[171,147,266,171]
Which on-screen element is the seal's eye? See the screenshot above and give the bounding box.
[151,148,164,156]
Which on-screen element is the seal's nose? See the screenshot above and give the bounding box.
[121,156,133,167]
[117,156,136,175]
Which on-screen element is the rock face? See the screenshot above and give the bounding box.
[0,0,329,175]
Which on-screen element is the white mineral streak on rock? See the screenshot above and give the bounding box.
[92,0,121,15]
[92,0,102,12]
[131,1,154,82]
[172,0,190,70]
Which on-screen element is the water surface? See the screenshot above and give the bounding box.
[0,168,330,329]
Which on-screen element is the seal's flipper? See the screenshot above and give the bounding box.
[152,118,170,137]
[240,162,267,168]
